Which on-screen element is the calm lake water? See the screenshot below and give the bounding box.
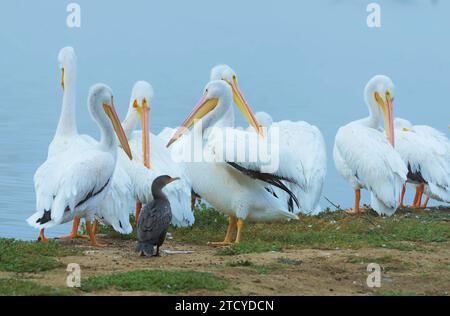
[0,1,449,240]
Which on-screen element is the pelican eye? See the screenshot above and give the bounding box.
[386,91,391,101]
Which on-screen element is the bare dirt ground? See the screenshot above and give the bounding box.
[9,236,449,296]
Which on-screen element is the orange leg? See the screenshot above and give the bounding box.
[136,201,142,223]
[399,185,406,208]
[58,217,86,240]
[412,184,424,208]
[86,220,106,248]
[417,185,424,207]
[235,219,245,244]
[422,196,430,209]
[346,189,366,215]
[38,229,49,243]
[208,215,237,246]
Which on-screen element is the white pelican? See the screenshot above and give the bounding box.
[167,80,299,245]
[209,65,327,215]
[27,84,133,246]
[33,47,93,242]
[118,81,194,227]
[334,75,407,216]
[66,81,195,237]
[394,118,450,208]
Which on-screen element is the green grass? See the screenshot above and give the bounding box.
[0,239,81,273]
[171,206,450,255]
[81,270,229,294]
[374,289,419,296]
[0,278,77,296]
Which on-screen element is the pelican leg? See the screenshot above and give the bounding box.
[235,219,245,244]
[346,189,366,215]
[422,196,430,209]
[412,184,424,208]
[136,201,142,223]
[58,217,87,240]
[208,215,237,246]
[416,184,424,208]
[411,186,421,208]
[86,220,106,248]
[38,229,49,244]
[399,185,406,208]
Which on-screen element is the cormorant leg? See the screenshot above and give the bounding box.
[136,201,142,223]
[86,220,106,248]
[346,189,366,214]
[38,229,49,243]
[399,185,406,208]
[155,246,160,257]
[208,215,237,246]
[235,219,245,244]
[422,196,430,209]
[58,217,86,240]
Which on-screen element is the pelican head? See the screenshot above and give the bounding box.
[167,80,235,147]
[394,118,413,132]
[128,81,154,168]
[365,75,396,146]
[88,84,132,160]
[58,47,76,91]
[210,65,263,136]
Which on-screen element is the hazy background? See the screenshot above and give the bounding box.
[0,0,448,240]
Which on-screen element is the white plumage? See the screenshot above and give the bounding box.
[95,81,194,230]
[167,80,298,244]
[394,118,450,205]
[209,65,327,215]
[27,84,133,245]
[251,112,327,215]
[334,75,407,216]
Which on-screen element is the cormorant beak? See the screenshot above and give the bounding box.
[103,99,133,160]
[170,177,181,183]
[226,76,264,137]
[167,92,219,148]
[375,91,395,147]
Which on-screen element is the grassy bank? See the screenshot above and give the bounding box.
[0,205,449,296]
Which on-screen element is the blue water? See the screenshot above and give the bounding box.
[0,0,448,240]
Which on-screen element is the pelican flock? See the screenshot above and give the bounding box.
[26,47,449,249]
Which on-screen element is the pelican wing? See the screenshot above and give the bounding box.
[94,150,135,234]
[334,123,407,216]
[29,147,115,229]
[410,126,450,202]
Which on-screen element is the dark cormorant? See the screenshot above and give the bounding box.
[136,175,180,257]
